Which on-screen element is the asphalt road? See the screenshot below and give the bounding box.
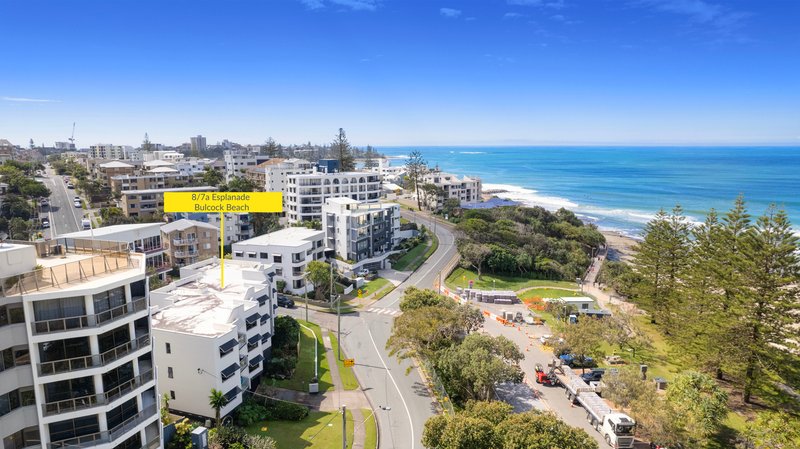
[281,209,458,449]
[39,167,83,238]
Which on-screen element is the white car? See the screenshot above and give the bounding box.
[356,268,370,277]
[74,200,82,208]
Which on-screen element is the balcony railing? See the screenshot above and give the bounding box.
[173,250,198,258]
[32,298,148,335]
[104,369,154,403]
[41,371,153,416]
[38,334,151,376]
[47,404,158,449]
[1,252,138,298]
[172,238,196,246]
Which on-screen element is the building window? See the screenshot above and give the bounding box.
[260,252,268,260]
[170,390,176,400]
[48,415,100,443]
[2,426,40,449]
[166,343,171,354]
[168,367,174,378]
[273,254,282,263]
[247,252,257,259]
[234,251,243,258]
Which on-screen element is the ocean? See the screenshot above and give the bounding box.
[376,146,800,239]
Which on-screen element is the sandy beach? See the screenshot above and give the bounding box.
[601,230,639,263]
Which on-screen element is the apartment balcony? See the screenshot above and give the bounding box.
[38,333,152,376]
[173,250,198,258]
[172,238,196,246]
[47,404,158,449]
[41,369,154,416]
[32,298,148,336]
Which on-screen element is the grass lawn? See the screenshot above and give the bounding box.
[247,409,354,449]
[359,277,390,297]
[446,267,578,291]
[393,234,438,271]
[328,332,358,390]
[268,321,333,392]
[518,288,585,300]
[361,409,377,449]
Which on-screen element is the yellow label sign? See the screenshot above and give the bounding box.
[164,192,283,213]
[357,289,363,298]
[343,358,355,367]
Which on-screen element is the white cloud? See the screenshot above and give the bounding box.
[635,0,751,38]
[440,7,462,18]
[504,12,526,19]
[299,0,379,11]
[2,96,59,103]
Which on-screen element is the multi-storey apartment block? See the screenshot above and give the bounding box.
[0,237,160,449]
[160,219,219,268]
[120,186,216,219]
[253,159,315,193]
[418,170,482,210]
[59,224,169,275]
[231,228,325,295]
[89,145,133,161]
[149,258,275,419]
[109,172,192,194]
[96,162,136,187]
[284,171,382,223]
[223,149,269,183]
[322,198,401,272]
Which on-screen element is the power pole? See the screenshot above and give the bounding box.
[341,405,347,449]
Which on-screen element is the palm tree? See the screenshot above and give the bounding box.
[208,388,229,429]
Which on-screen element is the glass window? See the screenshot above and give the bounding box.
[48,415,99,443]
[98,325,130,354]
[38,338,90,363]
[165,343,171,354]
[170,390,175,400]
[33,296,86,321]
[260,252,268,260]
[3,426,40,449]
[168,367,173,378]
[102,362,134,393]
[44,376,96,403]
[106,398,138,430]
[130,280,146,298]
[93,287,126,314]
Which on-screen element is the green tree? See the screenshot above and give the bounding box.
[633,206,691,330]
[252,213,281,235]
[331,128,355,171]
[422,414,497,449]
[441,198,461,218]
[304,260,331,301]
[740,411,800,449]
[398,286,453,312]
[457,241,491,280]
[9,217,32,240]
[160,393,172,425]
[737,206,799,403]
[264,137,280,158]
[435,334,524,402]
[420,183,444,211]
[222,176,257,192]
[201,166,225,186]
[208,388,229,429]
[666,371,728,445]
[404,149,426,211]
[363,145,378,169]
[561,316,607,371]
[602,312,652,363]
[496,411,600,449]
[387,306,471,363]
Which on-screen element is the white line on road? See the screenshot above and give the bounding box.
[366,319,415,449]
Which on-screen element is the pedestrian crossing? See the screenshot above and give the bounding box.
[366,307,402,316]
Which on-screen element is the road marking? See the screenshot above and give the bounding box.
[365,320,415,449]
[367,308,401,316]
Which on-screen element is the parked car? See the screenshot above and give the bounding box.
[356,268,370,277]
[39,198,49,207]
[277,295,295,308]
[41,218,50,229]
[67,183,74,189]
[559,353,596,368]
[73,199,82,208]
[81,218,91,230]
[580,368,606,383]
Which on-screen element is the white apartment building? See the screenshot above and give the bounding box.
[223,149,269,183]
[418,170,482,210]
[149,259,275,419]
[58,223,168,275]
[206,213,253,246]
[322,198,401,272]
[368,159,406,183]
[0,238,160,449]
[285,171,382,223]
[89,145,133,160]
[232,228,326,295]
[258,159,315,193]
[174,158,215,177]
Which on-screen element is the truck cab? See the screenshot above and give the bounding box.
[601,413,636,448]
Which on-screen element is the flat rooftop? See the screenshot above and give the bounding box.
[150,260,270,336]
[123,185,217,195]
[234,227,323,248]
[59,223,162,240]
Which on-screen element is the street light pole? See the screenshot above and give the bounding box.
[330,259,341,361]
[304,273,309,322]
[341,405,347,449]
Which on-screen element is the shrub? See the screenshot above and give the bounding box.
[266,400,309,421]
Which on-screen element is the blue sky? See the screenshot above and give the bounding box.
[1,0,798,147]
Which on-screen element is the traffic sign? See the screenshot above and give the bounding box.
[357,289,363,298]
[344,358,355,367]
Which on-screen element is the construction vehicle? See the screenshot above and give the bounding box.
[534,363,559,386]
[551,360,636,448]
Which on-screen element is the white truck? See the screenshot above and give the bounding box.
[551,360,636,448]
